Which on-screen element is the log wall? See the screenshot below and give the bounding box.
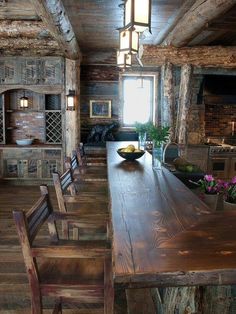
[79,63,206,145]
[80,65,120,143]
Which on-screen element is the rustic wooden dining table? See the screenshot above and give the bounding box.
[107,141,236,290]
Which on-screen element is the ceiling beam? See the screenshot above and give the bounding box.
[0,38,61,56]
[162,0,236,47]
[0,20,51,39]
[154,0,196,45]
[142,45,236,68]
[30,0,81,60]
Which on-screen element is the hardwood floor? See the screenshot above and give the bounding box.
[0,183,129,314]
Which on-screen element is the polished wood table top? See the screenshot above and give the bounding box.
[107,141,236,288]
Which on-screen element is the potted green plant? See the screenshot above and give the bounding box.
[146,124,170,169]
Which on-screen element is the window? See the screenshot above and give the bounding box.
[121,74,155,126]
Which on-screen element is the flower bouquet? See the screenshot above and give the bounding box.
[191,174,221,211]
[223,177,236,209]
[196,174,221,194]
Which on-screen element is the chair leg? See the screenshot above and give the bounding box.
[62,220,69,239]
[53,300,62,314]
[104,256,114,314]
[73,227,79,240]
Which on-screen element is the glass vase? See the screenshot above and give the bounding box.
[138,132,146,150]
[152,144,163,170]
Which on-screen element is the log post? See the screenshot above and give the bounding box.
[161,62,175,141]
[65,58,80,156]
[176,64,193,145]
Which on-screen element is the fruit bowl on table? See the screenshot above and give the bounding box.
[117,148,145,161]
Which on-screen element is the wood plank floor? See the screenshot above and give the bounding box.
[0,183,129,314]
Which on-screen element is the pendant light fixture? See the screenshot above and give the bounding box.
[20,91,29,109]
[119,27,139,55]
[124,0,152,34]
[117,0,152,68]
[117,50,132,68]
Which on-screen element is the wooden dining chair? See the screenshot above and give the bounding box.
[65,153,107,182]
[75,144,107,167]
[13,185,114,314]
[52,170,110,240]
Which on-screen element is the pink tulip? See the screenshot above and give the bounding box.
[204,174,214,182]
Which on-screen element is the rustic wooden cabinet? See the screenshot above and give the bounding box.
[0,56,65,184]
[1,147,62,183]
[0,57,64,86]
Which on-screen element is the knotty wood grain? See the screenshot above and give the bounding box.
[107,142,236,288]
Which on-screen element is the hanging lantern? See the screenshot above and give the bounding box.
[119,27,139,55]
[66,90,76,111]
[117,50,132,68]
[20,92,29,109]
[124,0,152,33]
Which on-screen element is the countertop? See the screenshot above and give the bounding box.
[0,144,62,149]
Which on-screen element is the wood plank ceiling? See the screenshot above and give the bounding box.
[0,0,236,58]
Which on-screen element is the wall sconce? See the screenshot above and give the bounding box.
[124,0,152,33]
[20,91,29,109]
[66,90,76,111]
[117,50,132,68]
[119,27,139,55]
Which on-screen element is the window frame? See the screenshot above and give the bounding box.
[119,72,158,128]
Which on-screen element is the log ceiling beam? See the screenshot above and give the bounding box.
[162,0,236,47]
[0,38,62,56]
[154,0,196,45]
[30,0,81,60]
[188,30,228,46]
[142,45,236,68]
[0,20,51,39]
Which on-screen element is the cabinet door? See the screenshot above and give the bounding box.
[21,59,40,85]
[27,159,39,178]
[4,159,18,177]
[42,159,58,178]
[18,160,28,178]
[41,58,63,85]
[0,59,20,84]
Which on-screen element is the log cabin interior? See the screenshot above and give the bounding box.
[1,0,236,313]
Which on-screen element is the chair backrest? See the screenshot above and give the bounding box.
[13,185,58,313]
[64,155,79,172]
[73,145,87,166]
[52,170,77,213]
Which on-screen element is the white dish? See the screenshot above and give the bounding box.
[16,139,34,146]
